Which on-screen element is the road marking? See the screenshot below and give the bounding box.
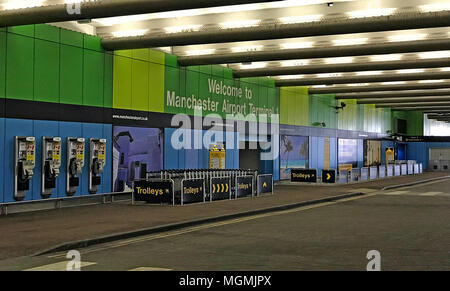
[48,195,372,259]
[419,191,443,196]
[385,190,410,195]
[129,267,172,271]
[24,261,96,271]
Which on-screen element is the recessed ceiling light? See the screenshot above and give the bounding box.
[280,42,314,49]
[279,14,323,24]
[356,71,383,76]
[347,83,369,86]
[388,34,427,42]
[219,19,260,29]
[3,0,43,10]
[240,62,267,69]
[381,81,406,85]
[232,45,264,53]
[280,60,310,67]
[370,54,403,62]
[112,29,148,37]
[347,8,397,19]
[418,80,445,83]
[419,3,450,12]
[164,24,202,34]
[316,73,343,78]
[185,49,216,56]
[396,69,425,74]
[325,57,354,64]
[332,38,368,46]
[278,75,305,80]
[418,51,450,59]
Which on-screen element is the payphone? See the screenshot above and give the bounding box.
[88,138,106,194]
[66,137,85,196]
[14,136,36,201]
[41,137,62,198]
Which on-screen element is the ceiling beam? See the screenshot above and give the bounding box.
[357,97,450,104]
[101,11,450,50]
[178,38,450,66]
[337,89,450,99]
[378,104,450,109]
[377,102,450,108]
[0,0,278,27]
[424,110,450,113]
[234,58,450,78]
[309,82,450,94]
[276,72,450,86]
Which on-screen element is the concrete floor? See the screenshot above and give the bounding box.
[1,178,449,271]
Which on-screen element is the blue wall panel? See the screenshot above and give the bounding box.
[357,139,364,168]
[102,124,112,194]
[330,137,337,170]
[317,137,325,171]
[0,118,4,203]
[4,119,34,202]
[33,120,60,200]
[58,121,83,197]
[81,123,104,195]
[164,128,179,169]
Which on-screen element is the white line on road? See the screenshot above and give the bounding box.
[419,191,443,196]
[24,261,96,271]
[48,195,375,259]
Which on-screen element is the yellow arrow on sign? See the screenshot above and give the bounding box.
[165,189,169,193]
[225,184,229,192]
[221,184,224,193]
[212,184,216,193]
[326,173,331,180]
[263,182,267,188]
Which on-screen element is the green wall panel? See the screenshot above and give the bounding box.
[0,31,5,98]
[34,39,59,103]
[164,65,180,114]
[84,34,103,52]
[35,24,59,42]
[83,50,104,107]
[8,25,35,37]
[132,48,149,62]
[6,33,34,100]
[60,28,83,47]
[60,44,83,105]
[113,54,132,109]
[149,49,165,65]
[148,62,165,113]
[131,59,149,111]
[103,53,113,108]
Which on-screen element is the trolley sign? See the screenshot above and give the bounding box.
[235,176,253,198]
[291,169,317,183]
[181,179,205,205]
[133,180,173,204]
[210,177,231,201]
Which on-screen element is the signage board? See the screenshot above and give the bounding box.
[291,169,317,183]
[321,170,336,184]
[181,179,205,205]
[235,176,253,198]
[210,177,231,201]
[133,180,173,204]
[257,174,273,195]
